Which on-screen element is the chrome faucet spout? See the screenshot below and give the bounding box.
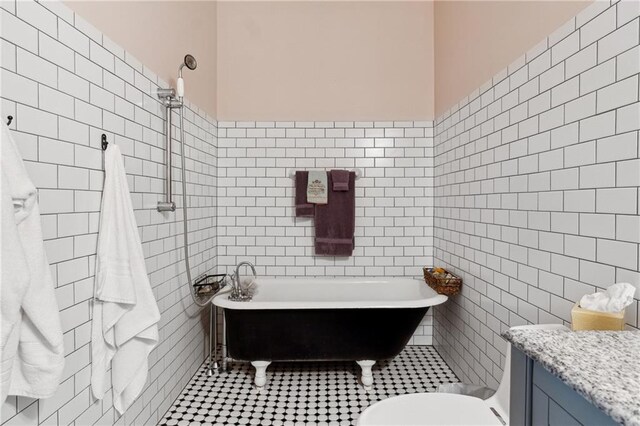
[230,261,257,301]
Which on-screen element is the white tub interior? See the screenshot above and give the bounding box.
[214,277,447,309]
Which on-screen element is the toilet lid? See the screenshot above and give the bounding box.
[357,393,505,426]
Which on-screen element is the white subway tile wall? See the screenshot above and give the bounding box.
[0,0,217,424]
[3,0,639,422]
[433,0,640,389]
[216,120,435,344]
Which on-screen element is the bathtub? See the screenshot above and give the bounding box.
[213,277,447,390]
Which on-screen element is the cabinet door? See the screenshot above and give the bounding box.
[531,385,548,425]
[548,399,581,426]
[510,349,618,426]
[510,348,532,426]
[531,363,616,426]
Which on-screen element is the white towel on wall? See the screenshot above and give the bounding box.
[0,123,64,403]
[1,175,29,403]
[91,144,161,415]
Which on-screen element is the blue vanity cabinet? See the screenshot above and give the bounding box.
[509,348,617,426]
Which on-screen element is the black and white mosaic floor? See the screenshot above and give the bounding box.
[160,346,458,426]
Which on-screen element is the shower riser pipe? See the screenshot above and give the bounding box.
[157,96,180,212]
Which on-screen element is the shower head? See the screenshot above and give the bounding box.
[177,54,197,98]
[179,54,197,76]
[183,54,197,71]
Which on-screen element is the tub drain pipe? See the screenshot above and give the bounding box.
[207,306,213,376]
[207,305,220,376]
[221,312,229,371]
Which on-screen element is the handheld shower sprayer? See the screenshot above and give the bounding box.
[177,54,197,98]
[171,54,210,307]
[171,53,220,374]
[157,54,213,308]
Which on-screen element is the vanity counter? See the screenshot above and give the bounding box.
[503,329,640,426]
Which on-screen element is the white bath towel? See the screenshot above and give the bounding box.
[0,123,64,403]
[579,283,636,313]
[1,174,29,403]
[91,144,160,415]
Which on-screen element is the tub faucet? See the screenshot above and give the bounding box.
[230,261,257,301]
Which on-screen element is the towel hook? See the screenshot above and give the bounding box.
[6,115,13,126]
[101,134,108,151]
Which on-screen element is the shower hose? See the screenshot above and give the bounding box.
[178,104,215,308]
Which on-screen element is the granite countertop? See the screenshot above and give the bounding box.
[503,329,640,426]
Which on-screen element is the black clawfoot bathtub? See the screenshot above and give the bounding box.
[213,278,447,390]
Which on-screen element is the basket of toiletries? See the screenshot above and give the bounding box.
[571,303,625,331]
[423,267,462,296]
[194,274,227,297]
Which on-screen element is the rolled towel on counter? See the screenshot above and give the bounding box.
[315,171,356,256]
[331,169,350,191]
[579,283,636,313]
[295,171,314,217]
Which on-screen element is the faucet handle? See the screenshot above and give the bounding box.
[220,274,232,289]
[238,276,256,295]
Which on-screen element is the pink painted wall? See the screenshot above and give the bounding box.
[65,0,217,117]
[434,0,592,117]
[216,1,435,121]
[63,1,594,121]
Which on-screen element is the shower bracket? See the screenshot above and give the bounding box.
[157,88,183,108]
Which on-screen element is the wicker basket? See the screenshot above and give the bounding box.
[423,267,462,296]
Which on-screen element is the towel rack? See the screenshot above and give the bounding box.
[288,168,363,180]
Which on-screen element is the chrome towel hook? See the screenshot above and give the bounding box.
[6,115,13,126]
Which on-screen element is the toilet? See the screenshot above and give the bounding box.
[358,324,569,426]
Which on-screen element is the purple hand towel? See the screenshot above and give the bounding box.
[314,172,356,256]
[331,169,350,191]
[295,171,314,217]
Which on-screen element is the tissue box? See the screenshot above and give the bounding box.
[571,302,625,331]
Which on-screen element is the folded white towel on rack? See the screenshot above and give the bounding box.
[91,144,161,415]
[0,123,64,403]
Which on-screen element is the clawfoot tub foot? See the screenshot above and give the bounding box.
[251,361,271,390]
[357,360,376,391]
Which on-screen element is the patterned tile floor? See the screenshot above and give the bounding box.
[160,346,458,426]
[159,346,458,426]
